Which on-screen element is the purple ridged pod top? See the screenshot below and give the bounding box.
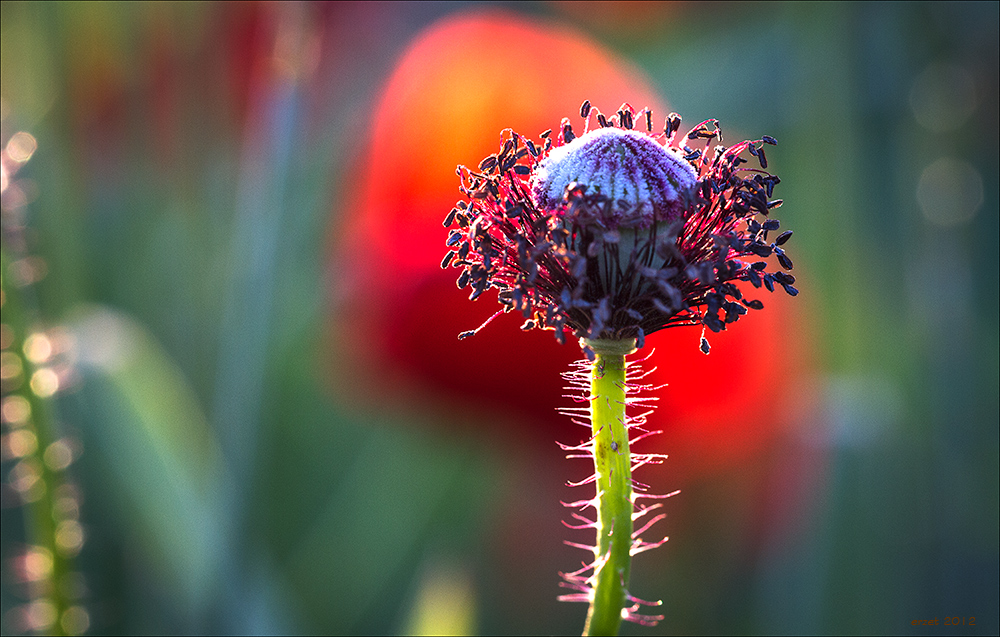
[531,127,698,227]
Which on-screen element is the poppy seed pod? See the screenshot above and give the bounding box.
[443,101,796,352]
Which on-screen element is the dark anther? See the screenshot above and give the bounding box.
[651,297,669,314]
[457,270,470,289]
[447,230,462,246]
[757,145,768,169]
[479,155,497,171]
[762,135,777,145]
[724,301,746,323]
[781,283,799,296]
[645,110,653,132]
[562,121,576,143]
[752,261,767,270]
[706,293,722,314]
[777,252,793,270]
[773,272,795,285]
[684,149,702,161]
[775,230,793,245]
[669,112,681,128]
[441,251,455,269]
[580,100,592,118]
[596,297,611,322]
[521,319,537,330]
[458,330,475,340]
[443,207,458,227]
[685,125,704,141]
[540,129,552,139]
[763,274,774,292]
[743,299,764,310]
[619,109,633,130]
[499,139,514,161]
[767,199,783,209]
[560,287,572,309]
[513,165,531,175]
[526,140,538,157]
[597,113,609,128]
[700,336,711,354]
[762,219,780,231]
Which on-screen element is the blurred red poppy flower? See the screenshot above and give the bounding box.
[329,8,813,481]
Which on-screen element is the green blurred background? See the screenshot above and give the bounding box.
[1,2,997,635]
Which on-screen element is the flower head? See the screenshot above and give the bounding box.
[443,101,797,351]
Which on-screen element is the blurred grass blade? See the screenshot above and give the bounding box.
[69,305,226,612]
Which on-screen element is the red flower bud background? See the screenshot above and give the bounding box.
[331,9,817,482]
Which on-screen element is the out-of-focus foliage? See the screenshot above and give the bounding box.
[1,2,996,635]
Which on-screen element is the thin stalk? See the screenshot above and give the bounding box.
[1,248,74,636]
[582,338,635,636]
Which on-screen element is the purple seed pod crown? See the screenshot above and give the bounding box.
[443,101,797,353]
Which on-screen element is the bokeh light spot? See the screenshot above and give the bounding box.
[55,520,85,556]
[60,606,90,636]
[0,351,23,383]
[24,600,57,631]
[11,458,44,500]
[8,256,48,287]
[1,395,31,426]
[16,546,53,582]
[44,439,75,471]
[30,368,59,397]
[404,562,477,636]
[2,428,38,459]
[916,157,983,227]
[0,324,14,350]
[910,63,977,133]
[23,332,52,363]
[5,131,37,163]
[54,484,82,519]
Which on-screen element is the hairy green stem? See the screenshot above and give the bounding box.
[582,338,636,636]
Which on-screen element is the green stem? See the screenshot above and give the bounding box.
[582,338,636,636]
[1,248,73,635]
